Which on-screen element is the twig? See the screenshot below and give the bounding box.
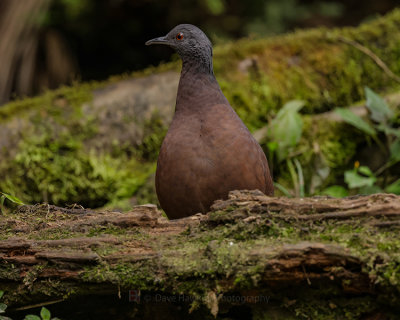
[12,298,65,311]
[338,36,400,84]
[17,203,93,215]
[302,264,312,285]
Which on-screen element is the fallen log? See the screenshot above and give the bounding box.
[1,191,399,319]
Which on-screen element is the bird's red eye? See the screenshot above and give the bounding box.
[176,32,184,40]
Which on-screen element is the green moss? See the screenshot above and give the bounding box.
[310,120,361,169]
[214,9,400,122]
[0,82,99,123]
[82,261,160,291]
[28,228,78,240]
[134,113,168,161]
[2,10,400,210]
[0,130,155,207]
[0,10,400,209]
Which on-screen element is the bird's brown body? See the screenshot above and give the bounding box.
[147,24,273,219]
[156,72,273,219]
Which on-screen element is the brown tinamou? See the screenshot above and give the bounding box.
[146,24,273,219]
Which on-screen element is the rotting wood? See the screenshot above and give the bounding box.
[0,191,399,319]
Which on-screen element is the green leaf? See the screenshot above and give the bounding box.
[40,307,51,320]
[0,291,4,299]
[0,192,24,205]
[344,170,376,189]
[280,100,305,113]
[266,141,278,152]
[321,185,348,198]
[269,100,305,162]
[390,139,400,162]
[24,315,41,320]
[0,303,6,313]
[294,158,305,197]
[364,86,394,123]
[334,108,376,136]
[375,124,400,137]
[385,179,400,194]
[273,182,293,197]
[358,165,374,177]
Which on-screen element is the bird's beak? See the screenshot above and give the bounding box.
[145,36,168,46]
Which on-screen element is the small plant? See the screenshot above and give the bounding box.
[267,100,305,197]
[268,88,399,198]
[0,291,59,320]
[325,86,400,196]
[24,307,60,320]
[0,291,11,320]
[0,192,24,214]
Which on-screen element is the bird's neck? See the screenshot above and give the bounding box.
[175,65,227,114]
[181,55,214,75]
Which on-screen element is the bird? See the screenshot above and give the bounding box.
[146,24,273,219]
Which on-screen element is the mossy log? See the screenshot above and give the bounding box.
[0,10,400,207]
[1,191,400,319]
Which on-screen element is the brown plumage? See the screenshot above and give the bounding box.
[146,24,273,219]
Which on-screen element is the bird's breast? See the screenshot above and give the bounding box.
[157,104,249,175]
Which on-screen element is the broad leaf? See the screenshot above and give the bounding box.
[40,307,51,320]
[365,86,394,123]
[268,100,305,162]
[375,124,400,137]
[321,185,348,198]
[358,165,374,177]
[334,108,376,136]
[0,192,24,205]
[386,179,400,194]
[280,100,305,113]
[344,170,376,189]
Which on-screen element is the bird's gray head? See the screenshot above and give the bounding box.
[146,24,213,74]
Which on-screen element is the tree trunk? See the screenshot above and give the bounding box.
[0,0,77,105]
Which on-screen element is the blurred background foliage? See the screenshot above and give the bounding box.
[0,0,399,210]
[0,0,399,104]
